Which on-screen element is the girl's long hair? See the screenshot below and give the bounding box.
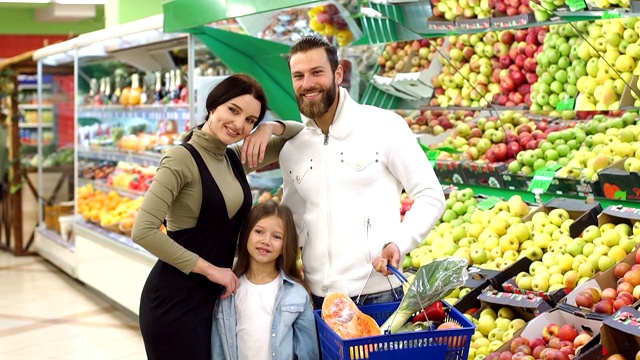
[234,201,311,297]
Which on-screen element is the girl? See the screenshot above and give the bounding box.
[132,74,304,359]
[212,201,319,360]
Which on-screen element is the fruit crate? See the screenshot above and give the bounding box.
[462,162,507,188]
[314,301,473,360]
[598,159,640,201]
[433,159,466,185]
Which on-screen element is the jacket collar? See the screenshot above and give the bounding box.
[301,87,353,140]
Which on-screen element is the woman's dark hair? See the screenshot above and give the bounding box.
[234,201,311,297]
[288,36,339,73]
[204,73,268,128]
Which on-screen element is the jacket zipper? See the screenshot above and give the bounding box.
[324,131,332,270]
[323,133,329,145]
[366,217,372,263]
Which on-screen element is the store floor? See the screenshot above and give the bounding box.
[0,250,146,359]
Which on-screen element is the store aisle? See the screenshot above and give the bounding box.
[0,250,146,359]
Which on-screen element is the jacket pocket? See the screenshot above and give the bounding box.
[287,164,311,184]
[340,150,379,172]
[280,303,304,328]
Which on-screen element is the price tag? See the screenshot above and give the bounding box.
[476,196,502,210]
[528,169,557,193]
[566,0,587,10]
[546,163,563,172]
[427,150,439,168]
[614,191,627,200]
[556,98,575,111]
[602,11,621,19]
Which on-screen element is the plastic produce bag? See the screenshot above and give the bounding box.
[381,257,468,334]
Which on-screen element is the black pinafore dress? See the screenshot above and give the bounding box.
[139,143,252,360]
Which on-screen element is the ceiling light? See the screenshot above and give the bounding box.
[55,0,106,4]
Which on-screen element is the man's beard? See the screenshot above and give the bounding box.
[296,82,337,119]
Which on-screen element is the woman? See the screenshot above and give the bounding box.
[131,74,303,360]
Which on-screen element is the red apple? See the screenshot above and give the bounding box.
[636,247,640,264]
[614,262,631,279]
[529,337,545,349]
[510,337,531,353]
[514,345,533,356]
[549,337,562,349]
[546,349,570,360]
[618,282,634,295]
[624,269,640,287]
[559,324,579,342]
[602,287,618,300]
[499,351,513,360]
[594,298,614,315]
[575,291,594,308]
[573,333,591,348]
[501,31,515,46]
[533,345,547,359]
[617,291,634,304]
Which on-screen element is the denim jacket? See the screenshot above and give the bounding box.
[211,271,320,360]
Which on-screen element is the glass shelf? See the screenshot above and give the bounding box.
[77,146,163,167]
[77,178,146,200]
[78,104,190,121]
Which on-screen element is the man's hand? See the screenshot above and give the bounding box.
[241,124,273,168]
[372,242,401,276]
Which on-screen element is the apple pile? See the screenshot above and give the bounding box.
[431,0,491,21]
[530,23,581,112]
[307,3,354,47]
[574,247,640,315]
[432,33,503,108]
[573,18,640,111]
[468,307,529,360]
[494,28,544,107]
[514,218,640,295]
[486,323,592,360]
[377,39,439,78]
[400,109,478,134]
[412,193,533,271]
[443,287,474,305]
[491,0,530,15]
[529,0,566,22]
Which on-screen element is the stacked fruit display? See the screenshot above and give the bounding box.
[77,183,143,234]
[573,18,640,111]
[107,161,157,193]
[492,0,531,15]
[307,3,355,46]
[494,28,544,107]
[530,23,582,112]
[431,0,491,20]
[574,246,640,315]
[377,39,439,78]
[486,324,593,360]
[507,114,640,180]
[468,307,529,360]
[400,109,477,134]
[513,220,639,294]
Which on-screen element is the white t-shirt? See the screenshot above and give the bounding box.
[236,273,281,360]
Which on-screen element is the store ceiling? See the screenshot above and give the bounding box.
[0,1,104,22]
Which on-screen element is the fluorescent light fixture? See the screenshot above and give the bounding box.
[0,0,51,3]
[55,0,106,4]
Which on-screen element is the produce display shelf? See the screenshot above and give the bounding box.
[75,220,151,256]
[34,226,76,278]
[78,104,190,121]
[78,147,163,167]
[456,184,640,210]
[18,84,52,91]
[77,178,146,199]
[37,226,73,251]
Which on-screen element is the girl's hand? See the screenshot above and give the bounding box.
[192,258,239,299]
[241,122,285,168]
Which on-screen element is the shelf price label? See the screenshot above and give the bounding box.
[427,150,439,168]
[566,0,587,10]
[614,191,627,200]
[528,167,558,193]
[556,97,575,111]
[476,196,502,211]
[435,146,462,154]
[602,11,621,19]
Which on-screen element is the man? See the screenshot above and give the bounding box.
[280,36,445,309]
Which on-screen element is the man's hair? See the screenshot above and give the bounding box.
[288,36,339,73]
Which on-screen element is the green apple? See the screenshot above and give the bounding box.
[542,252,558,267]
[477,316,496,336]
[601,229,622,247]
[578,262,596,278]
[550,273,565,286]
[532,274,550,292]
[470,248,489,265]
[499,234,519,253]
[616,223,632,237]
[533,233,553,249]
[548,208,570,226]
[517,275,533,290]
[567,238,587,257]
[508,318,526,331]
[488,328,506,342]
[619,236,636,254]
[508,223,531,243]
[582,225,602,242]
[557,253,574,272]
[502,329,515,343]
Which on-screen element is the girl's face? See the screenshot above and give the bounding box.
[247,215,285,267]
[205,94,261,144]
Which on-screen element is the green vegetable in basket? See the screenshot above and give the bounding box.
[381,257,468,334]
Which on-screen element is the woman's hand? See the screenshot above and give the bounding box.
[241,122,285,168]
[192,258,239,299]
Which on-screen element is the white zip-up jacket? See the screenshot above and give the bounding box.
[279,87,445,298]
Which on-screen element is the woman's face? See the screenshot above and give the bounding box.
[206,94,261,144]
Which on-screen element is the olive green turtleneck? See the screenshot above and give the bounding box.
[131,121,303,273]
